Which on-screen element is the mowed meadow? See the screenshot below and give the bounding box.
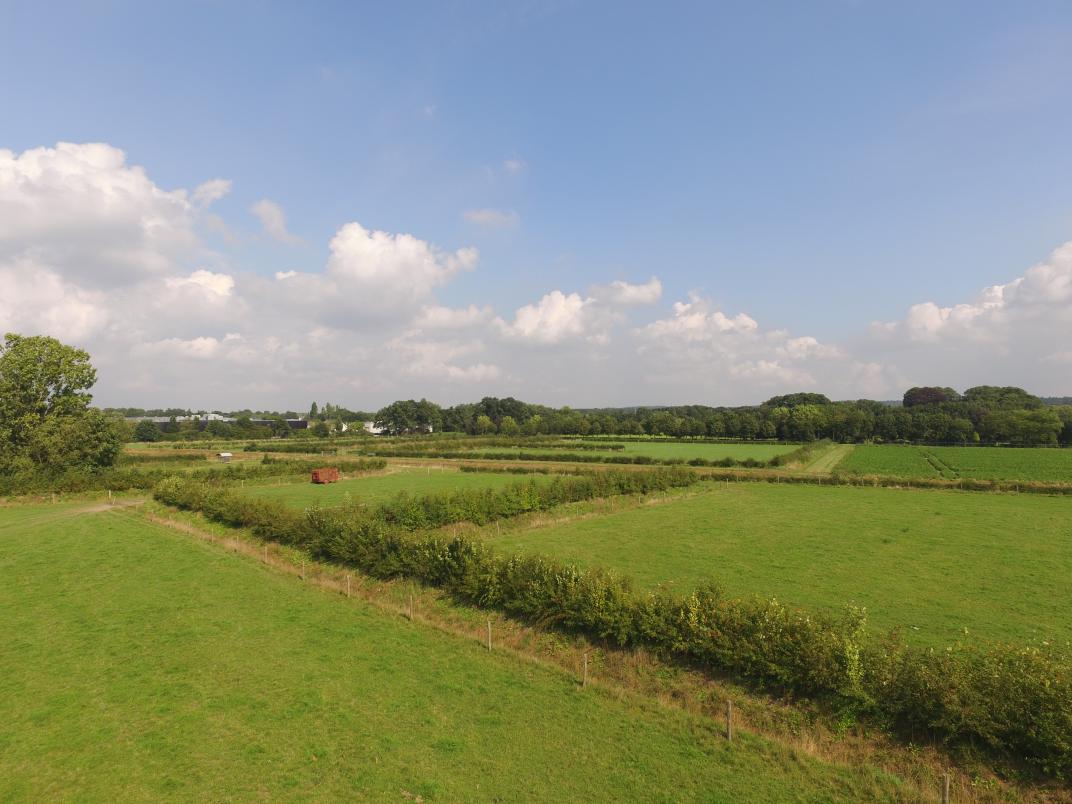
[484,480,1072,647]
[835,444,1072,483]
[0,502,901,802]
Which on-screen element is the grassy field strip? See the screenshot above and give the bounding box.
[243,467,557,509]
[0,502,909,802]
[838,445,1072,483]
[800,444,854,474]
[486,481,1072,647]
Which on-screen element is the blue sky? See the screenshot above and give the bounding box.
[2,1,1071,407]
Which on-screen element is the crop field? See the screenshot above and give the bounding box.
[486,482,1072,647]
[0,502,899,801]
[243,467,556,509]
[836,444,1072,482]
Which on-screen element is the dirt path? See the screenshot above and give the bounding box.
[801,444,853,474]
[76,497,146,514]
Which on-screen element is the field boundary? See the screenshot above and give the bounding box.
[800,444,854,474]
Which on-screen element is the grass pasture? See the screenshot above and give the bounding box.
[0,502,901,801]
[583,441,797,462]
[836,445,1072,483]
[486,482,1072,647]
[243,466,555,509]
[449,441,798,463]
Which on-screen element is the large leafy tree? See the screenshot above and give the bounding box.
[0,333,123,474]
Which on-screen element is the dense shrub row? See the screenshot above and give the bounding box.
[362,437,626,453]
[117,452,209,464]
[693,467,1072,496]
[153,476,1072,777]
[458,464,606,478]
[244,442,339,454]
[570,435,796,446]
[361,446,770,468]
[0,457,387,496]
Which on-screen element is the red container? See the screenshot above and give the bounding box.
[311,467,340,484]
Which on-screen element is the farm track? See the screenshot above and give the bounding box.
[801,444,854,474]
[919,450,956,479]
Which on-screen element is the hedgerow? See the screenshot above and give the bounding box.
[244,442,339,454]
[153,474,1072,777]
[360,446,769,468]
[0,457,386,496]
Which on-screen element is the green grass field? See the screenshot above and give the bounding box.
[836,445,1072,482]
[243,467,552,509]
[0,502,902,801]
[596,442,796,462]
[466,442,797,462]
[486,482,1072,647]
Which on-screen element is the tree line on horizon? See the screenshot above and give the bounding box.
[370,387,1072,446]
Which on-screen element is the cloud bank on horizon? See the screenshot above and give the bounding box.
[1,142,1069,409]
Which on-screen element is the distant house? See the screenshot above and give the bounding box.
[248,418,308,430]
[217,452,233,463]
[361,421,432,435]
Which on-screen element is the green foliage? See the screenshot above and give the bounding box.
[0,455,386,496]
[132,420,162,442]
[903,387,960,407]
[361,441,787,468]
[373,398,442,435]
[244,441,338,454]
[763,393,832,408]
[0,333,123,477]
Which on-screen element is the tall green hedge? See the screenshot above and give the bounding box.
[0,457,386,495]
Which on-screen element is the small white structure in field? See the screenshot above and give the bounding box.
[362,421,387,435]
[217,452,233,463]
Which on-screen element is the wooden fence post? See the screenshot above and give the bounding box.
[486,619,492,651]
[263,544,268,563]
[726,699,733,741]
[941,772,950,804]
[346,574,351,598]
[301,560,305,581]
[582,652,588,688]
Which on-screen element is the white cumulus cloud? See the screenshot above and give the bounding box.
[193,178,232,207]
[463,208,520,227]
[251,198,300,244]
